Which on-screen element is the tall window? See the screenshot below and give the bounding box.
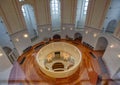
[83,0,89,15]
[19,0,24,2]
[21,4,38,41]
[75,0,89,29]
[50,0,61,31]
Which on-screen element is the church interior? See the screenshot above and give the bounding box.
[0,0,120,85]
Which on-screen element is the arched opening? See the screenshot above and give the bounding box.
[21,4,38,41]
[94,37,109,75]
[95,37,108,51]
[106,19,117,33]
[53,34,61,41]
[3,47,16,64]
[74,32,82,42]
[3,47,12,55]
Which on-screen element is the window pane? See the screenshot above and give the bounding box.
[22,7,25,12]
[19,0,24,2]
[55,0,58,3]
[50,0,61,31]
[52,4,54,7]
[55,4,58,7]
[53,12,55,14]
[75,0,89,28]
[84,11,87,14]
[52,8,55,11]
[51,0,59,15]
[84,6,87,10]
[85,2,88,6]
[51,0,54,3]
[56,8,58,10]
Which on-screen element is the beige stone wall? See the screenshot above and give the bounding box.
[0,0,26,34]
[85,0,111,29]
[61,0,77,25]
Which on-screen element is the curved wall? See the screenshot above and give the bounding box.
[82,27,120,78]
[36,42,82,78]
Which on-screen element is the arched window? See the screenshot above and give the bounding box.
[106,20,117,33]
[50,0,61,32]
[95,37,108,51]
[75,0,89,29]
[19,0,24,2]
[21,4,38,41]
